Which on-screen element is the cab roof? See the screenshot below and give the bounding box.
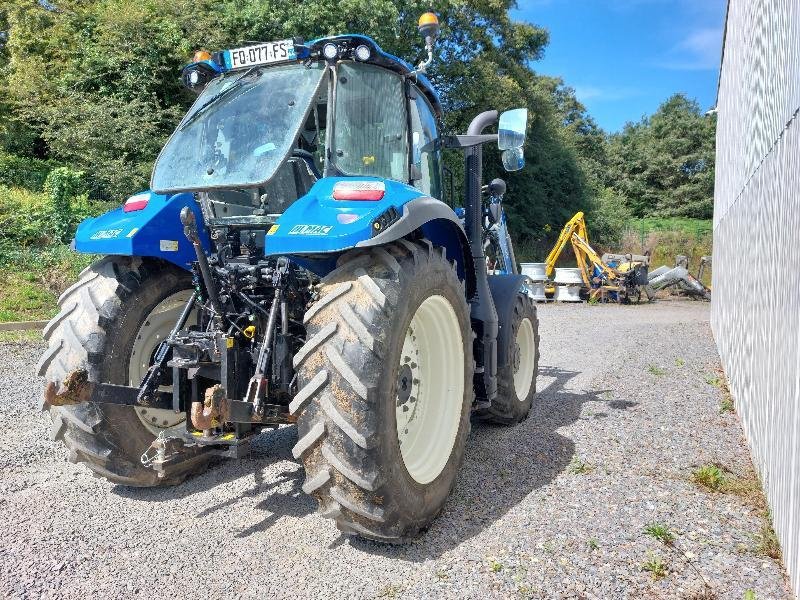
[307,35,441,116]
[195,34,442,117]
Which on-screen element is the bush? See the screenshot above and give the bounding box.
[587,187,633,247]
[44,167,85,242]
[0,152,54,191]
[0,181,115,260]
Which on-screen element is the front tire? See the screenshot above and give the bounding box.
[292,240,473,541]
[38,257,211,486]
[477,293,539,424]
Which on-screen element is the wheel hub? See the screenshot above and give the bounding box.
[396,363,415,407]
[395,295,464,485]
[512,317,535,400]
[129,291,196,434]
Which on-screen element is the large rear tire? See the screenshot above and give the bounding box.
[38,257,211,486]
[292,240,473,541]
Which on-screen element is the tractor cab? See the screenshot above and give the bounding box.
[151,35,444,238]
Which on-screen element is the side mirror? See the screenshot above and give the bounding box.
[498,108,528,150]
[501,147,524,172]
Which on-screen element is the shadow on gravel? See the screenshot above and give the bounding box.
[110,365,634,548]
[112,426,315,534]
[347,365,634,560]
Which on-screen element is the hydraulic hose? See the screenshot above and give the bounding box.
[179,206,224,318]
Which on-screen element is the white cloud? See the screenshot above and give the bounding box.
[659,26,723,71]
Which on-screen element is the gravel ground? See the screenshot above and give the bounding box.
[0,300,791,599]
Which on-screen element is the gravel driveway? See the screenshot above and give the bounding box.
[0,301,791,599]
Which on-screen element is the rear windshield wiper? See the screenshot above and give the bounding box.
[178,67,262,131]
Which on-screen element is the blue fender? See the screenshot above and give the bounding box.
[265,177,426,255]
[488,274,530,369]
[267,177,474,292]
[73,191,208,270]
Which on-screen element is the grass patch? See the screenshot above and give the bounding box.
[588,538,599,551]
[755,518,781,560]
[647,364,666,376]
[675,358,685,367]
[644,522,675,545]
[641,551,667,580]
[690,463,782,560]
[488,557,503,573]
[0,271,59,321]
[691,464,727,491]
[705,370,735,414]
[0,246,95,323]
[0,329,43,343]
[568,455,593,474]
[719,396,735,414]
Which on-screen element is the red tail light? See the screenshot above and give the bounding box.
[123,193,150,212]
[333,180,385,201]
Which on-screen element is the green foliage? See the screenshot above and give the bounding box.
[641,551,667,580]
[691,465,727,491]
[567,455,593,474]
[0,271,58,321]
[587,187,633,247]
[607,94,715,219]
[643,522,675,545]
[0,151,54,191]
[44,167,85,242]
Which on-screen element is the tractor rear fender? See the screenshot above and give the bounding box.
[488,274,530,369]
[266,177,475,297]
[72,191,206,270]
[358,197,476,298]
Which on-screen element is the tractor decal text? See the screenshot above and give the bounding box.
[90,228,123,240]
[288,224,332,236]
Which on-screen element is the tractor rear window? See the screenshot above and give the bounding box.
[151,63,326,193]
[332,62,408,182]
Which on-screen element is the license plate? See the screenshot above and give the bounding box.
[226,40,296,70]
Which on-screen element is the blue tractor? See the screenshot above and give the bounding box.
[39,14,539,541]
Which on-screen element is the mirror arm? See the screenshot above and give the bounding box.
[442,134,498,149]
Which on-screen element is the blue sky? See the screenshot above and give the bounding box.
[511,0,727,132]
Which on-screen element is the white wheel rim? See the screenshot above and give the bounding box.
[129,290,195,434]
[513,317,535,400]
[395,295,464,485]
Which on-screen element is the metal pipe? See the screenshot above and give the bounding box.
[464,110,500,401]
[180,207,224,318]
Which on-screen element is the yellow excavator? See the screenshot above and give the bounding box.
[544,212,650,302]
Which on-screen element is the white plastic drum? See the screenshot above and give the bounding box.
[555,285,582,302]
[520,262,548,281]
[527,280,547,301]
[554,268,583,285]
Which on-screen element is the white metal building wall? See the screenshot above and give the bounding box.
[712,1,800,596]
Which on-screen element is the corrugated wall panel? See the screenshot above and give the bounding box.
[712,1,800,596]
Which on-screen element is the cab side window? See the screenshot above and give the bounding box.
[409,89,442,198]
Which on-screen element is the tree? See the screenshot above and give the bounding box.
[607,94,715,219]
[0,0,603,253]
